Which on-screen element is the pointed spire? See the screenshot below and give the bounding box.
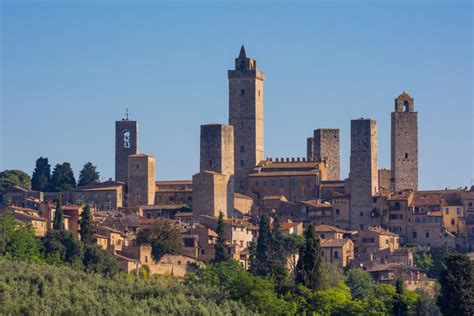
[239,45,247,58]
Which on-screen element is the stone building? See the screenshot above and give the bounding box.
[70,180,124,211]
[349,118,379,230]
[193,124,234,219]
[115,118,138,183]
[155,180,193,206]
[228,46,264,193]
[127,154,155,207]
[307,129,340,180]
[391,92,418,192]
[247,158,327,203]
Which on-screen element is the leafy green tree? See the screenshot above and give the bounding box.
[200,261,296,315]
[213,211,229,263]
[31,157,51,191]
[79,205,94,245]
[78,162,100,186]
[53,194,65,230]
[136,218,183,261]
[321,262,346,289]
[295,224,323,291]
[284,233,304,273]
[42,229,83,269]
[437,253,474,316]
[250,214,273,277]
[428,243,454,278]
[346,268,374,300]
[49,162,76,192]
[0,212,42,262]
[0,169,31,195]
[307,281,352,315]
[82,244,118,277]
[414,251,433,272]
[393,278,408,316]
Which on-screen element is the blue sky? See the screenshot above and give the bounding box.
[1,0,472,190]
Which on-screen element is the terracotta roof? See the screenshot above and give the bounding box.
[367,226,399,237]
[320,238,350,248]
[315,224,351,234]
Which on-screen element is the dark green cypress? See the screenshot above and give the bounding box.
[213,211,229,263]
[295,224,323,290]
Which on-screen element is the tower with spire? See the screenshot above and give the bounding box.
[228,45,264,193]
[391,92,418,191]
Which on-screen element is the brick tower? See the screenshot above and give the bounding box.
[115,117,138,183]
[391,92,418,192]
[228,45,264,193]
[349,119,379,231]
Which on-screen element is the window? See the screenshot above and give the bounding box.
[177,261,182,265]
[209,160,213,166]
[123,130,131,148]
[93,193,98,199]
[135,190,140,202]
[451,219,455,225]
[413,231,417,238]
[279,179,285,188]
[425,232,430,238]
[405,153,408,159]
[240,145,245,153]
[240,89,245,96]
[136,164,139,169]
[291,179,297,188]
[334,251,339,258]
[360,212,363,217]
[469,202,473,207]
[272,180,276,187]
[255,181,259,187]
[457,208,461,215]
[335,209,340,215]
[201,249,205,255]
[239,180,244,189]
[106,193,111,199]
[258,90,261,97]
[240,160,245,167]
[445,208,449,214]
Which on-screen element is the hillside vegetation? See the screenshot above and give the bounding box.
[0,259,253,315]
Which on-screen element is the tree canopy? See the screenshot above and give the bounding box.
[79,205,94,245]
[295,224,323,291]
[49,163,76,192]
[136,218,183,261]
[31,157,51,192]
[213,211,229,263]
[78,162,100,186]
[0,169,31,195]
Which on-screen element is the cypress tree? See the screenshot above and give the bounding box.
[295,224,323,290]
[393,277,408,316]
[31,157,51,192]
[78,162,100,186]
[79,205,94,245]
[53,194,65,230]
[270,215,288,286]
[250,214,272,276]
[214,211,229,263]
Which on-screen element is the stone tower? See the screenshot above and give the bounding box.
[313,129,340,180]
[193,124,234,220]
[228,45,264,193]
[200,124,234,214]
[127,154,155,207]
[349,119,379,231]
[115,118,138,183]
[391,92,418,192]
[307,137,315,161]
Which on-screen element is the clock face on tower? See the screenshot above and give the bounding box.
[123,130,130,148]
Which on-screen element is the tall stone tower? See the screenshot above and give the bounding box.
[115,118,138,183]
[193,124,234,219]
[349,119,379,231]
[313,129,340,180]
[391,92,418,192]
[127,154,155,207]
[228,45,264,193]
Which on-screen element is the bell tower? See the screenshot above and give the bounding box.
[391,92,418,191]
[228,45,264,193]
[115,110,138,183]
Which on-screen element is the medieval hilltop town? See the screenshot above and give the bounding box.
[2,46,473,293]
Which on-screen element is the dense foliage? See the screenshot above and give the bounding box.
[31,157,51,192]
[214,211,229,263]
[0,259,253,315]
[49,162,76,192]
[136,218,183,260]
[78,162,100,186]
[0,169,31,196]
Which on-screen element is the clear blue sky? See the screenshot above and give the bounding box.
[1,1,472,190]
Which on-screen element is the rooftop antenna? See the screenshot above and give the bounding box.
[125,108,130,120]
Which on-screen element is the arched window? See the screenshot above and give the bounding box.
[240,60,245,70]
[123,130,131,148]
[403,101,409,112]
